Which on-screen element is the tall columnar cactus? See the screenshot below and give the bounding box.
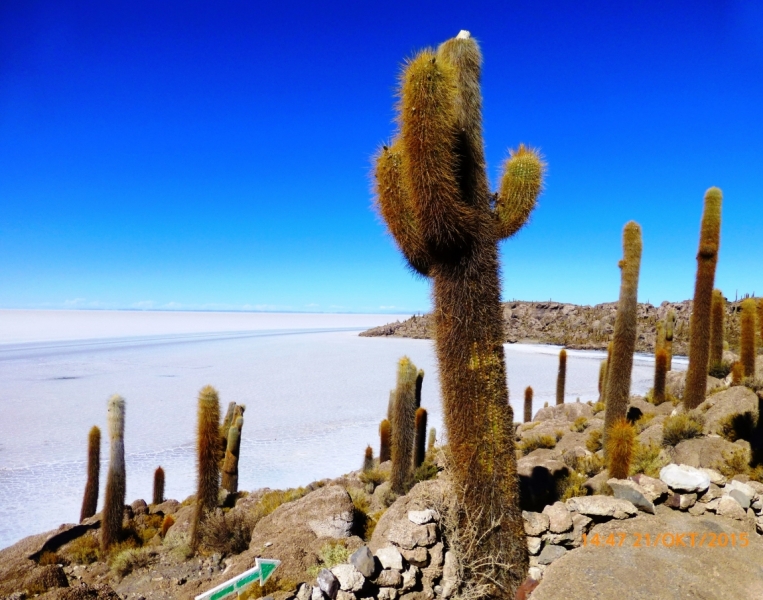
[390,357,418,494]
[655,322,665,352]
[665,309,675,371]
[684,188,723,409]
[603,222,642,452]
[709,289,725,369]
[80,426,101,522]
[101,395,126,552]
[379,419,391,463]
[374,31,544,595]
[415,369,425,409]
[653,348,668,405]
[606,418,636,479]
[597,360,607,403]
[221,416,243,494]
[362,445,374,472]
[524,386,533,423]
[220,401,237,451]
[556,349,567,405]
[740,298,757,377]
[191,385,221,550]
[758,299,763,348]
[153,466,165,505]
[731,361,744,386]
[413,407,428,468]
[427,427,436,453]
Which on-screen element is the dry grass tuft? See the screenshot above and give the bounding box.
[110,547,154,578]
[662,412,705,446]
[570,417,588,433]
[586,429,603,453]
[630,442,667,478]
[65,533,101,564]
[518,434,558,455]
[196,509,254,556]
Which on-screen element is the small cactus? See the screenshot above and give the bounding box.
[413,407,428,468]
[160,514,175,538]
[606,418,636,479]
[153,466,165,505]
[102,395,126,552]
[221,416,243,494]
[597,360,607,403]
[524,386,533,423]
[684,188,723,409]
[427,427,436,453]
[191,385,221,550]
[556,349,567,405]
[740,298,757,377]
[379,419,391,463]
[80,426,101,522]
[709,289,725,369]
[390,357,418,494]
[362,445,374,472]
[603,222,642,453]
[653,348,668,405]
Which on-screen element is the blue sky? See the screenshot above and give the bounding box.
[1,1,761,314]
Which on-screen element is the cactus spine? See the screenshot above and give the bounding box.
[390,357,418,494]
[653,348,668,405]
[413,407,428,469]
[709,289,725,369]
[191,385,221,550]
[740,298,757,377]
[665,309,675,371]
[556,349,567,405]
[374,31,544,595]
[606,418,636,479]
[101,395,126,552]
[80,426,101,522]
[603,222,642,452]
[524,386,533,423]
[684,188,723,409]
[362,445,374,472]
[379,419,391,463]
[153,466,165,505]
[221,416,243,494]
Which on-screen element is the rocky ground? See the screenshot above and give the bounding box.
[2,362,763,600]
[360,299,753,354]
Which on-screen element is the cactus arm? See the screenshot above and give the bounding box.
[494,145,544,240]
[399,50,481,255]
[374,141,431,276]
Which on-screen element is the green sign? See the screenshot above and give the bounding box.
[195,557,281,600]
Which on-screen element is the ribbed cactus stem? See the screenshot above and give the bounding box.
[556,349,567,405]
[709,289,725,368]
[379,419,391,463]
[740,298,757,377]
[80,426,101,522]
[665,309,675,371]
[390,357,418,494]
[524,386,533,423]
[413,407,428,468]
[153,466,165,505]
[603,222,642,453]
[101,395,126,552]
[653,348,668,405]
[221,416,243,494]
[684,188,723,409]
[362,445,374,472]
[191,385,221,550]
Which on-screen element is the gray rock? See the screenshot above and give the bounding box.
[542,513,592,548]
[607,479,655,514]
[336,592,356,600]
[752,498,763,512]
[400,565,419,592]
[317,569,339,599]
[296,583,312,600]
[537,544,567,565]
[756,516,763,534]
[698,468,726,485]
[698,484,723,503]
[705,498,721,512]
[566,495,638,519]
[407,509,438,525]
[666,492,696,510]
[440,552,457,599]
[527,536,542,555]
[528,566,544,581]
[729,489,751,510]
[543,502,573,533]
[726,480,755,504]
[374,569,403,588]
[659,464,710,493]
[387,522,437,549]
[400,546,428,567]
[673,437,743,470]
[150,498,180,515]
[376,545,404,571]
[349,546,376,579]
[312,586,325,600]
[697,386,759,435]
[427,542,444,568]
[130,499,149,515]
[522,511,550,536]
[629,475,668,504]
[377,588,398,600]
[716,496,747,520]
[688,503,707,516]
[331,564,365,593]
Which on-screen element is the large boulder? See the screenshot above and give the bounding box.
[667,372,724,400]
[530,506,763,599]
[534,403,593,423]
[697,386,759,436]
[672,436,749,469]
